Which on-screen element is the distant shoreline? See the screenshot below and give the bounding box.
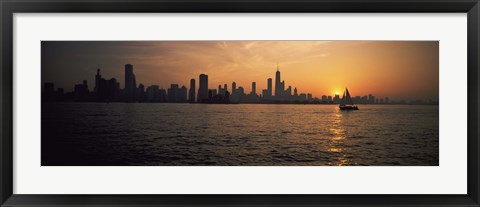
[41,101,439,106]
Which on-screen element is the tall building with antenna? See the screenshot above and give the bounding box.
[94,65,101,93]
[275,64,285,100]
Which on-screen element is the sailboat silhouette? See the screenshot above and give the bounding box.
[339,88,359,110]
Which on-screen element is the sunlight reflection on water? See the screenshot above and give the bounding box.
[42,103,439,166]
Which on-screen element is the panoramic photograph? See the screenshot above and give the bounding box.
[41,41,439,166]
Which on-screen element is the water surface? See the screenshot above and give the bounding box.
[42,103,439,166]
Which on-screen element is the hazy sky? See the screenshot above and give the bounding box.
[42,41,438,101]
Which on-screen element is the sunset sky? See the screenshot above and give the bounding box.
[42,41,439,101]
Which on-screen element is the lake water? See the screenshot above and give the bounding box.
[42,103,439,166]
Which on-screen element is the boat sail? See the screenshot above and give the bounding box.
[339,88,359,110]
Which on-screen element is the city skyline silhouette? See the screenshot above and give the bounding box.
[41,41,439,102]
[43,64,435,105]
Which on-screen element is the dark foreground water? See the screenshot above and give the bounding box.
[42,103,439,166]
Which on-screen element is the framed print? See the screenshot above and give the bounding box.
[40,40,440,167]
[1,0,479,206]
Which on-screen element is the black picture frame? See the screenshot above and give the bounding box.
[1,0,479,206]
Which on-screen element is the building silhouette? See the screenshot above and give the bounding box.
[334,94,341,104]
[307,93,313,102]
[232,82,237,94]
[299,93,307,101]
[198,74,208,103]
[369,94,375,104]
[138,84,145,102]
[42,64,422,105]
[275,65,283,99]
[146,85,159,102]
[189,78,196,103]
[124,64,137,102]
[167,84,188,103]
[107,78,120,101]
[168,84,179,102]
[266,78,272,99]
[262,89,268,99]
[208,89,217,97]
[94,67,101,93]
[74,80,89,101]
[251,82,256,95]
[179,86,188,102]
[218,84,228,96]
[93,67,120,101]
[321,95,327,103]
[237,87,244,95]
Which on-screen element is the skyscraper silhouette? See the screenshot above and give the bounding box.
[124,64,136,101]
[94,67,101,93]
[267,78,272,98]
[251,82,256,95]
[189,78,196,103]
[168,84,179,102]
[138,84,145,102]
[232,81,237,94]
[275,64,284,100]
[198,74,208,102]
[180,86,188,102]
[74,80,89,101]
